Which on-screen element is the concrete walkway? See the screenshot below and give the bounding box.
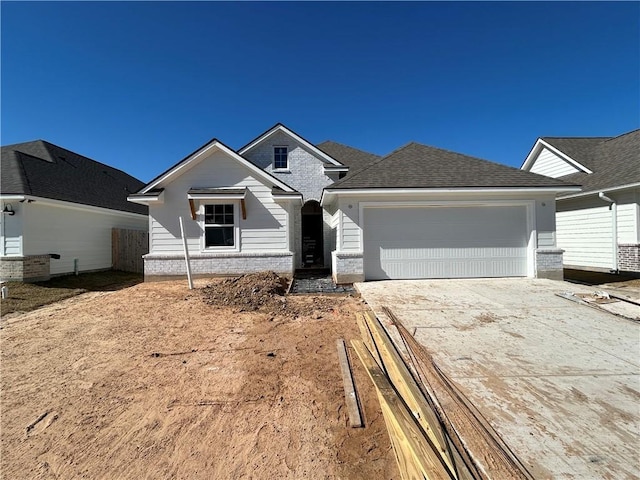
[355,278,640,480]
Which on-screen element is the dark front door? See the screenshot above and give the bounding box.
[301,201,324,267]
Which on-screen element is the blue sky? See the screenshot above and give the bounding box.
[2,1,638,182]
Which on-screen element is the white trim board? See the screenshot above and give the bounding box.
[238,124,344,166]
[139,140,296,194]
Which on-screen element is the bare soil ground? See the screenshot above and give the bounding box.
[1,276,398,479]
[0,271,142,316]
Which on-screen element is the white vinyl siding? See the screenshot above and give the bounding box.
[530,148,580,178]
[22,202,147,275]
[616,192,639,244]
[362,205,529,280]
[0,202,23,256]
[557,202,614,270]
[149,150,289,255]
[557,190,640,270]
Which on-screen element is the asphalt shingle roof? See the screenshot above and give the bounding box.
[317,141,381,178]
[328,142,578,190]
[1,140,147,215]
[542,130,640,197]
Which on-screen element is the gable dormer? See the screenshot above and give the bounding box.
[521,138,592,178]
[238,123,347,201]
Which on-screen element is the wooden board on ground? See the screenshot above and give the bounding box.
[336,338,363,428]
[352,339,455,480]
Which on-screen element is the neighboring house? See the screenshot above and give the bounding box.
[129,123,579,283]
[1,140,148,281]
[521,130,640,274]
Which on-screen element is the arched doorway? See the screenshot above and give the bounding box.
[301,200,324,267]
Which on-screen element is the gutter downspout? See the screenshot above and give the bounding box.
[598,192,618,273]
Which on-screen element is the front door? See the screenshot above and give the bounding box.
[301,201,324,267]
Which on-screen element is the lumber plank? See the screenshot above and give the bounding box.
[363,311,455,474]
[336,339,363,428]
[352,339,456,480]
[356,312,383,367]
[379,391,416,480]
[389,311,533,480]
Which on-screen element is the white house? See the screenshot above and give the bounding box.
[1,140,148,281]
[521,130,639,274]
[129,124,579,283]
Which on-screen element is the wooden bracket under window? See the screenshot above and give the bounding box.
[241,199,247,220]
[188,199,196,220]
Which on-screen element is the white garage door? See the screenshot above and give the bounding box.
[363,205,529,280]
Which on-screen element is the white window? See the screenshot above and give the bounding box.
[273,146,288,170]
[204,204,236,248]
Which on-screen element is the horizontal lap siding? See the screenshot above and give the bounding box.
[530,148,580,178]
[557,204,613,269]
[23,202,147,275]
[616,192,639,244]
[149,150,287,255]
[1,206,23,255]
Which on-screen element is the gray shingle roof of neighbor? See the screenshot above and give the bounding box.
[1,140,148,215]
[542,130,640,198]
[327,142,580,190]
[316,141,381,178]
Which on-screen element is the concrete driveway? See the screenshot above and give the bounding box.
[355,278,640,480]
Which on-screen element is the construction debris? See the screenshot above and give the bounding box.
[353,308,535,480]
[200,271,343,318]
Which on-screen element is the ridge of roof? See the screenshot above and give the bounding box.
[1,140,147,215]
[328,141,580,190]
[316,140,379,158]
[316,140,382,178]
[554,129,640,197]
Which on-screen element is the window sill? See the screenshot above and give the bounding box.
[202,246,239,253]
[272,169,291,173]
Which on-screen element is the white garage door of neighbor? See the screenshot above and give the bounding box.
[363,205,529,280]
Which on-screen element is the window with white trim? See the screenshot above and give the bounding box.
[273,146,288,170]
[204,204,235,247]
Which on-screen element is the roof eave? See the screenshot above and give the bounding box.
[139,140,296,194]
[238,123,344,167]
[128,190,165,205]
[558,182,640,200]
[321,186,582,206]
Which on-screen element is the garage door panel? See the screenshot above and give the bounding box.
[363,206,528,280]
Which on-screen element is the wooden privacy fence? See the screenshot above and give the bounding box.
[112,228,148,273]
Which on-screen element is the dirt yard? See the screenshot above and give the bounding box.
[1,275,398,479]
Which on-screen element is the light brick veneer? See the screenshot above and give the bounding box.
[618,244,640,273]
[144,252,294,281]
[0,255,51,282]
[536,249,564,281]
[332,251,364,284]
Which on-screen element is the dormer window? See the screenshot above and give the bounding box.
[273,146,288,170]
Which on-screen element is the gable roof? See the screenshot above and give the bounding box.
[326,142,580,191]
[135,137,297,195]
[238,123,344,166]
[541,130,640,197]
[1,140,147,215]
[316,141,381,178]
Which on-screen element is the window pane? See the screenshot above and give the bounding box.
[274,147,287,169]
[205,204,234,224]
[205,205,214,224]
[205,226,234,247]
